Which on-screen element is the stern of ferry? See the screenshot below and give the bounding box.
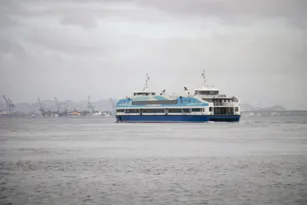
[207,96,241,122]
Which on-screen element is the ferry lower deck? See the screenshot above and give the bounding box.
[115,107,240,123]
[116,114,240,123]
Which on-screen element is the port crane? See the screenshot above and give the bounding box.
[109,98,117,116]
[54,97,61,114]
[109,98,116,109]
[37,97,46,116]
[54,97,68,116]
[87,96,95,114]
[2,95,15,115]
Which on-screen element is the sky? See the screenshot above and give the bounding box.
[0,0,306,109]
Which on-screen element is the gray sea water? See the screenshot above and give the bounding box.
[1,112,307,205]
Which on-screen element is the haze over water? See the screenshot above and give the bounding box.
[0,112,307,205]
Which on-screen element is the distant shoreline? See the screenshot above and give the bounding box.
[242,110,307,112]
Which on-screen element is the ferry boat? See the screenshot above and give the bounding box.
[115,70,240,123]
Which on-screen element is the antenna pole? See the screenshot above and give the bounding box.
[143,73,149,92]
[202,69,206,87]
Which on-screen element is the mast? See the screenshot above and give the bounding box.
[142,73,150,92]
[202,69,207,87]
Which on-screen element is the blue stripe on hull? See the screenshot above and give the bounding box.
[116,115,240,123]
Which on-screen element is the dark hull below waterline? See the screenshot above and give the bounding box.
[116,115,240,123]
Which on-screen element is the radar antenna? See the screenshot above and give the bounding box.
[143,73,150,92]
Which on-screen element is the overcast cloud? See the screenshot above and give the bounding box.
[0,0,306,109]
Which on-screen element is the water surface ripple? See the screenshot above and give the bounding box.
[0,114,307,205]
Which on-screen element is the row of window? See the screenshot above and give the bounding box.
[212,99,234,106]
[132,100,177,105]
[212,99,233,103]
[117,107,238,114]
[133,92,156,96]
[116,108,204,113]
[180,99,197,104]
[195,91,219,95]
[214,107,235,115]
[132,99,199,105]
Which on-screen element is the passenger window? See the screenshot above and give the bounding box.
[182,109,190,113]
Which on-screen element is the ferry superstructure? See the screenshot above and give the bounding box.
[115,71,240,123]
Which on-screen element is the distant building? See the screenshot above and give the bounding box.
[68,111,81,117]
[0,110,8,115]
